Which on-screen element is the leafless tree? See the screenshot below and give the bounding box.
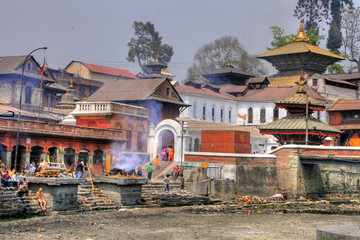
[342,7,360,71]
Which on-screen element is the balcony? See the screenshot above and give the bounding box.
[71,101,148,119]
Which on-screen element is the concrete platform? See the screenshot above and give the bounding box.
[94,176,148,206]
[317,225,360,240]
[28,177,85,211]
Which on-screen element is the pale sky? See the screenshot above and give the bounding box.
[1,0,357,81]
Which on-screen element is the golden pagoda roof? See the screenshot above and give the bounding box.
[257,19,344,60]
[268,75,301,87]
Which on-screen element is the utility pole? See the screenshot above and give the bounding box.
[305,74,309,145]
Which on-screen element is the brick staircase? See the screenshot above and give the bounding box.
[0,186,43,218]
[77,181,119,211]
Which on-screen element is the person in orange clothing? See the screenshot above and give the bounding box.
[168,146,174,161]
[154,155,160,170]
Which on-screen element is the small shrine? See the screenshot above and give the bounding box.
[259,75,340,145]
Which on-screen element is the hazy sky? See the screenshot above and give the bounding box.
[1,0,357,81]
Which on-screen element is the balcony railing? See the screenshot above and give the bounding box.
[72,101,148,118]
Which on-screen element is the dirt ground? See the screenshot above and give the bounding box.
[0,207,359,240]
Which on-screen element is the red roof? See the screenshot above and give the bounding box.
[82,63,136,79]
[328,98,360,111]
[176,85,234,100]
[324,78,357,87]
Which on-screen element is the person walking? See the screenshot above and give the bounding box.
[168,146,174,161]
[154,155,160,170]
[160,147,167,161]
[164,174,171,192]
[178,173,185,193]
[172,165,179,182]
[146,163,154,181]
[75,160,85,178]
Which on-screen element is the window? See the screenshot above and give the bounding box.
[25,86,32,104]
[341,111,359,124]
[229,109,232,123]
[93,150,103,165]
[79,87,85,93]
[220,107,224,122]
[137,132,143,151]
[202,105,206,120]
[27,63,31,71]
[273,108,279,121]
[312,79,318,87]
[317,111,320,120]
[260,108,266,123]
[248,108,253,124]
[192,101,197,119]
[166,87,171,97]
[126,130,132,149]
[212,105,215,122]
[64,148,75,165]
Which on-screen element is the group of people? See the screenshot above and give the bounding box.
[28,159,50,173]
[160,146,174,162]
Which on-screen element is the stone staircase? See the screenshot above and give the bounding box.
[153,161,177,179]
[0,186,43,218]
[77,181,119,211]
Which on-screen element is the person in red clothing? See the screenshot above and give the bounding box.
[172,165,179,182]
[168,146,174,162]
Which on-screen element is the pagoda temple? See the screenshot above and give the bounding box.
[259,75,340,145]
[257,19,344,87]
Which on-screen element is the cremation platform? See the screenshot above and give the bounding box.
[28,177,85,211]
[94,176,148,206]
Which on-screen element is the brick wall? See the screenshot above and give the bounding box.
[200,130,250,153]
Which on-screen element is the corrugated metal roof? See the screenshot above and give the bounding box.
[247,77,268,84]
[187,120,263,137]
[333,124,360,130]
[328,98,360,111]
[176,85,234,100]
[237,86,296,102]
[82,63,136,79]
[276,93,326,108]
[268,75,301,87]
[257,42,344,60]
[325,78,357,87]
[88,78,165,101]
[324,72,360,81]
[202,66,254,77]
[259,116,340,133]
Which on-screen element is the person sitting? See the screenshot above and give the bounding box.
[39,159,48,170]
[16,182,29,198]
[19,171,27,185]
[11,171,20,187]
[2,171,11,187]
[36,188,47,211]
[34,162,41,173]
[29,161,36,174]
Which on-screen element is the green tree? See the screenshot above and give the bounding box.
[187,36,267,82]
[326,0,353,52]
[267,26,324,50]
[127,21,174,73]
[293,0,330,31]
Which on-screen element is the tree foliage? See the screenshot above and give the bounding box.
[186,36,267,82]
[326,0,353,52]
[293,0,330,31]
[267,26,324,50]
[342,7,360,71]
[127,21,174,73]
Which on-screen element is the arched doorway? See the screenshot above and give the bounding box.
[48,147,59,162]
[30,146,43,165]
[150,119,183,162]
[11,145,26,171]
[194,138,200,152]
[0,144,7,166]
[64,148,75,166]
[79,150,89,166]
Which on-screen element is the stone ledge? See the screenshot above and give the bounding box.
[317,225,360,240]
[28,177,85,186]
[94,176,148,185]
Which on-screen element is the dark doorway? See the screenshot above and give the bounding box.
[11,145,26,171]
[64,148,75,165]
[93,150,103,165]
[79,150,89,166]
[30,146,43,165]
[48,147,58,162]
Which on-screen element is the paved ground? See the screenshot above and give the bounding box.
[1,207,360,240]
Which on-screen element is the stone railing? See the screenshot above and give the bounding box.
[72,101,148,118]
[0,119,125,141]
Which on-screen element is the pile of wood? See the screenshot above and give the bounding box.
[35,170,60,178]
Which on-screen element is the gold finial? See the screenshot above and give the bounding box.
[227,61,231,66]
[70,79,73,88]
[293,18,310,43]
[155,57,159,63]
[297,72,307,94]
[83,97,87,102]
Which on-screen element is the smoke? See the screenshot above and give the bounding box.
[148,100,163,125]
[110,142,145,172]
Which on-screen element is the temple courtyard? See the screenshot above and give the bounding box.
[0,207,360,240]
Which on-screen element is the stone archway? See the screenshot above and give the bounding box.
[148,119,183,162]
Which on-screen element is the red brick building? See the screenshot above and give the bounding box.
[328,98,360,146]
